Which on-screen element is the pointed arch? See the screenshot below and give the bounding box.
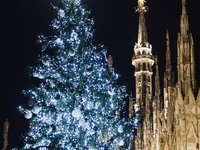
[186,122,198,150]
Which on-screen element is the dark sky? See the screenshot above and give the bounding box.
[1,0,200,148]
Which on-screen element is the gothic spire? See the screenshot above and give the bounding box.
[166,30,171,74]
[177,0,196,95]
[136,0,148,46]
[180,0,188,37]
[164,30,173,88]
[132,1,155,149]
[155,56,160,97]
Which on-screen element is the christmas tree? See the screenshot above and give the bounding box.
[15,0,138,149]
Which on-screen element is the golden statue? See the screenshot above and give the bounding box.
[138,0,146,10]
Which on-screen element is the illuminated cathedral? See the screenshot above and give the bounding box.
[128,0,200,149]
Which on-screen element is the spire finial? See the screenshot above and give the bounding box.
[182,0,186,14]
[136,0,148,45]
[138,0,146,10]
[182,0,186,7]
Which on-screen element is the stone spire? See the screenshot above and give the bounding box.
[136,0,148,46]
[155,56,161,98]
[132,1,154,149]
[177,0,196,96]
[164,30,174,88]
[2,119,9,150]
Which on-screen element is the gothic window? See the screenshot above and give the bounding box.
[142,50,145,54]
[138,63,141,71]
[143,63,146,70]
[143,75,146,82]
[186,123,197,150]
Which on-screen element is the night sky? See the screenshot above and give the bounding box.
[1,0,200,148]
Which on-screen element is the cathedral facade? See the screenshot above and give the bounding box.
[129,0,200,149]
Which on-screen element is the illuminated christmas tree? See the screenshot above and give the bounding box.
[16,0,138,149]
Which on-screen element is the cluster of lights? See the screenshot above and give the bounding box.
[15,0,139,149]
